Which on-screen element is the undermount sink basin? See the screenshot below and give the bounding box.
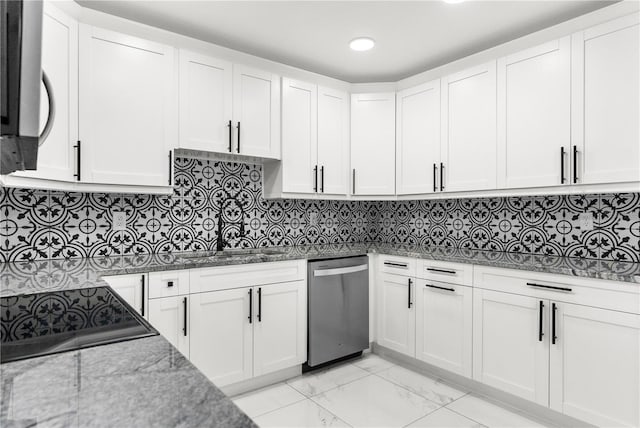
[179,248,287,260]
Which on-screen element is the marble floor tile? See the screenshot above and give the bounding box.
[351,353,396,373]
[375,365,467,406]
[287,363,370,397]
[446,394,550,428]
[312,374,441,427]
[232,382,306,418]
[253,399,350,427]
[406,407,486,428]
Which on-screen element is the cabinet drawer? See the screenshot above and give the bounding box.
[190,260,306,294]
[148,270,190,299]
[417,260,473,286]
[379,256,416,277]
[474,266,640,314]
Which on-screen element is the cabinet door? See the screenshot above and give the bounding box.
[189,288,253,386]
[415,281,472,377]
[396,80,441,195]
[179,50,233,153]
[472,289,548,405]
[281,78,317,194]
[441,62,497,192]
[254,281,307,377]
[102,274,145,317]
[550,303,640,427]
[317,86,349,196]
[351,93,396,196]
[497,38,570,189]
[572,13,640,184]
[79,25,174,186]
[13,3,77,182]
[377,273,415,357]
[233,65,280,158]
[148,295,189,358]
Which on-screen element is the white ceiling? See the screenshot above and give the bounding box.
[76,0,615,83]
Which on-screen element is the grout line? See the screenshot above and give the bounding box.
[441,395,492,428]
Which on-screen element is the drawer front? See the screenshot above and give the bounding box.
[148,270,190,299]
[379,256,417,277]
[190,260,306,294]
[474,266,640,314]
[418,260,473,286]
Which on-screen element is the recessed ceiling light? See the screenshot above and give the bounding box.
[443,0,465,3]
[350,37,375,52]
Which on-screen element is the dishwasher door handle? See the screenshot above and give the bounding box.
[314,264,368,277]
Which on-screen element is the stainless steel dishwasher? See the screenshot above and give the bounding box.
[306,256,369,369]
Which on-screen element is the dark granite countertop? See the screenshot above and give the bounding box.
[2,243,639,299]
[0,335,256,428]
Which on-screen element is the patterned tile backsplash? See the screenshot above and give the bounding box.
[1,157,638,263]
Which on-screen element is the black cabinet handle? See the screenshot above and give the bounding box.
[320,166,324,193]
[384,261,407,268]
[168,150,172,185]
[257,287,262,322]
[352,169,356,194]
[552,302,557,345]
[440,162,444,191]
[167,280,174,288]
[538,300,544,342]
[228,120,233,152]
[248,289,253,324]
[425,283,455,292]
[236,121,241,153]
[313,165,318,192]
[560,147,566,184]
[433,163,437,192]
[183,297,188,336]
[140,275,145,317]
[407,278,413,309]
[426,267,456,275]
[526,282,572,293]
[573,145,578,183]
[74,140,81,181]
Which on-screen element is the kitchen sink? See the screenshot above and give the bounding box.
[179,248,287,260]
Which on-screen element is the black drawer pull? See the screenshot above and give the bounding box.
[183,297,188,336]
[167,281,174,288]
[538,300,544,342]
[384,262,408,268]
[141,275,145,317]
[248,289,253,324]
[257,287,262,322]
[526,282,572,293]
[425,283,455,292]
[427,267,456,275]
[407,278,413,309]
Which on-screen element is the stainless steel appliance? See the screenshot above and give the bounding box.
[0,0,55,174]
[307,256,369,368]
[1,286,158,363]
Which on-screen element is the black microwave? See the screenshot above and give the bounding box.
[0,0,54,175]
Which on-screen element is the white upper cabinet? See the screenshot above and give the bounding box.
[281,78,318,194]
[571,13,640,185]
[179,53,279,158]
[441,62,497,193]
[351,93,396,196]
[179,51,233,153]
[396,80,441,195]
[79,25,174,187]
[497,38,571,189]
[13,3,78,183]
[233,65,280,158]
[317,86,349,196]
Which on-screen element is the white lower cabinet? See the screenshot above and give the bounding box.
[472,289,549,405]
[189,288,253,386]
[148,295,190,358]
[102,273,146,317]
[377,273,416,357]
[253,280,307,377]
[415,280,472,377]
[549,303,640,427]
